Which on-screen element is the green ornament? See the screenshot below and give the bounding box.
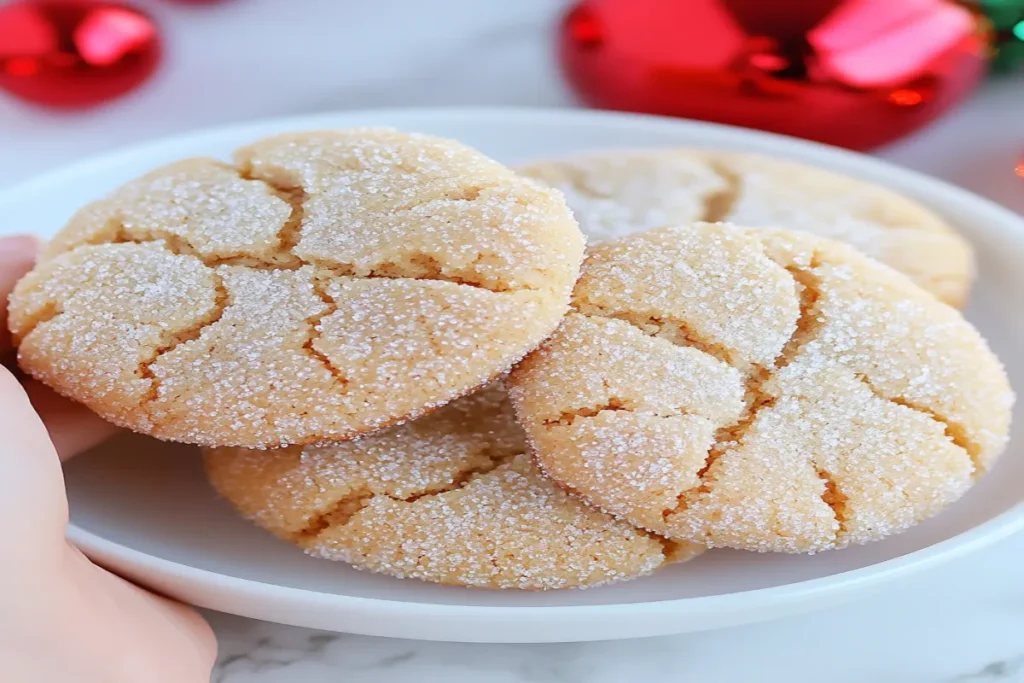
[982,0,1024,72]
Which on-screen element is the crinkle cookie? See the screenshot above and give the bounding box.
[8,129,584,448]
[204,384,702,590]
[507,224,1012,553]
[518,150,974,307]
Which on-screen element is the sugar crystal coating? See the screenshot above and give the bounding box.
[507,223,1013,553]
[204,384,702,590]
[9,129,585,448]
[519,150,974,307]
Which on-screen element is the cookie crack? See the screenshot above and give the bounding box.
[293,487,374,541]
[541,397,632,427]
[330,180,542,293]
[775,261,826,369]
[393,181,505,211]
[665,256,826,519]
[543,407,626,428]
[663,370,778,519]
[96,233,530,296]
[816,468,849,536]
[293,454,513,541]
[407,455,513,500]
[645,532,694,563]
[704,365,775,455]
[237,166,306,268]
[304,272,348,386]
[574,306,738,368]
[139,271,231,407]
[308,255,523,293]
[97,216,300,270]
[541,398,692,428]
[102,218,204,259]
[69,176,536,294]
[95,180,306,268]
[855,374,978,471]
[702,159,741,222]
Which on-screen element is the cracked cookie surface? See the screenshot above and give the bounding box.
[204,383,702,590]
[9,129,585,447]
[506,224,1013,553]
[518,150,974,307]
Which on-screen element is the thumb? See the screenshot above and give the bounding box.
[0,365,69,558]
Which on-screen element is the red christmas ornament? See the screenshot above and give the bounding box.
[560,0,989,150]
[0,0,161,109]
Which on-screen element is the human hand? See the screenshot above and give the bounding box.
[0,235,217,682]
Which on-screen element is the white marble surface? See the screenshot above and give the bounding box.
[2,1,1024,681]
[205,533,1024,682]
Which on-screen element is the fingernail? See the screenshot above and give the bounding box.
[0,235,39,257]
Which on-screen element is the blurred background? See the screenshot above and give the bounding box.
[0,0,1021,215]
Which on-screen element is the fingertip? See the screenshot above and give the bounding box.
[0,235,41,261]
[0,366,55,454]
[0,366,67,539]
[0,363,29,404]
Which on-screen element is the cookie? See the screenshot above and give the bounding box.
[507,223,1013,553]
[9,129,585,448]
[204,384,702,590]
[518,150,974,307]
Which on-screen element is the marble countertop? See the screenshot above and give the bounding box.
[2,1,1023,681]
[205,533,1024,682]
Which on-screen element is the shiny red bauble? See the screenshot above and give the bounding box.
[0,0,161,109]
[560,0,989,150]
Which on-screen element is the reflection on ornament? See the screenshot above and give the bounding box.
[0,1,161,109]
[560,0,990,150]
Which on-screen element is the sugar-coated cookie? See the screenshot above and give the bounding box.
[204,384,702,589]
[9,129,584,448]
[518,150,974,307]
[507,224,1012,553]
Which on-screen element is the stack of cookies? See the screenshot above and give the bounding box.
[8,129,1013,590]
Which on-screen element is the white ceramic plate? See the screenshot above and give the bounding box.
[1,108,1021,643]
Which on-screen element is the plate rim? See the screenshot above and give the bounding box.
[6,106,1023,639]
[69,498,1024,620]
